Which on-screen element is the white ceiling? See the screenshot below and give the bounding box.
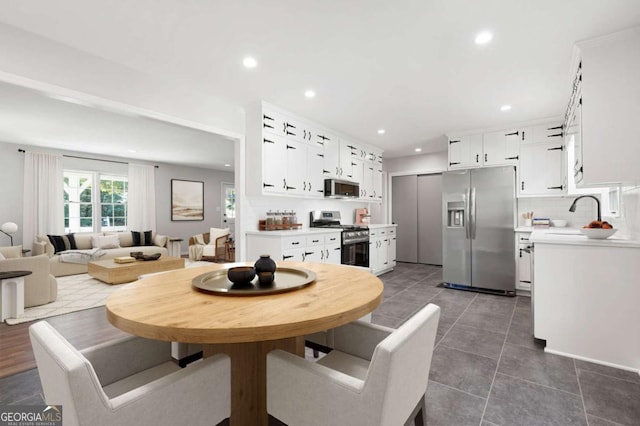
[1,0,639,159]
[0,81,235,170]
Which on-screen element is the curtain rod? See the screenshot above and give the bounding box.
[18,149,159,168]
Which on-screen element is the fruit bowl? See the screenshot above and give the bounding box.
[579,228,617,239]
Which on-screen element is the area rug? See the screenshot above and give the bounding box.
[4,260,215,325]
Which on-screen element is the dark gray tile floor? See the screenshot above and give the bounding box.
[1,262,639,426]
[372,262,640,426]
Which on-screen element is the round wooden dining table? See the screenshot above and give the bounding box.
[106,261,383,426]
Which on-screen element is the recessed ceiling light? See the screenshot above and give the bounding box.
[500,105,512,111]
[242,56,257,68]
[415,148,422,152]
[224,163,231,167]
[304,90,316,98]
[127,149,137,153]
[474,31,493,45]
[377,129,386,135]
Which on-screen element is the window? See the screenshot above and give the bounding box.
[64,171,128,233]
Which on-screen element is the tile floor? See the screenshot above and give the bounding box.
[1,262,639,425]
[375,262,640,426]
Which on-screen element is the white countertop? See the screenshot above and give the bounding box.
[367,223,397,229]
[246,228,341,236]
[514,226,534,233]
[530,228,640,248]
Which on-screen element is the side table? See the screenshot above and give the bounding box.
[0,270,32,321]
[167,238,184,258]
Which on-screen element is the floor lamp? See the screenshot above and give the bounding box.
[1,222,18,246]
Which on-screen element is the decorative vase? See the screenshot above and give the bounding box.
[254,254,276,274]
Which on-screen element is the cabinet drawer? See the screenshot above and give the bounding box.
[282,248,304,262]
[306,235,324,247]
[324,234,340,245]
[282,236,305,249]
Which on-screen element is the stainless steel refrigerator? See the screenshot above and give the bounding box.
[442,166,516,295]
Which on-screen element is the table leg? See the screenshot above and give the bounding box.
[204,336,304,426]
[0,277,24,321]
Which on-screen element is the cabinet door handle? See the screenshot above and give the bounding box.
[317,153,324,158]
[291,242,300,245]
[283,179,287,189]
[336,166,339,175]
[505,131,519,136]
[286,185,296,190]
[352,162,357,166]
[521,181,525,191]
[548,133,564,138]
[286,144,296,150]
[283,255,294,260]
[312,239,319,243]
[263,123,274,130]
[304,251,314,256]
[317,141,324,146]
[303,182,307,191]
[347,145,355,150]
[521,131,525,141]
[450,162,460,166]
[285,123,296,129]
[449,140,461,144]
[329,237,336,241]
[321,250,324,260]
[547,185,564,190]
[476,154,479,163]
[484,153,488,162]
[505,156,519,160]
[303,129,307,139]
[263,183,274,188]
[263,114,274,121]
[547,146,564,151]
[547,125,563,130]
[286,131,295,136]
[308,182,312,191]
[334,247,340,251]
[263,138,275,144]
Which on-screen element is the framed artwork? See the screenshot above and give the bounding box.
[171,179,204,221]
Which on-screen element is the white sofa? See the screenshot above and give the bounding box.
[33,232,169,277]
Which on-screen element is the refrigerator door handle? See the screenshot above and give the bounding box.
[465,188,471,239]
[470,187,477,239]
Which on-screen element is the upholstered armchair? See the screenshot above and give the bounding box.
[0,246,57,307]
[268,304,440,426]
[30,321,230,426]
[188,228,230,262]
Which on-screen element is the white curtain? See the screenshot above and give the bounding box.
[23,152,64,247]
[127,163,156,231]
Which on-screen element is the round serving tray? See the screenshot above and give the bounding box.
[192,266,316,296]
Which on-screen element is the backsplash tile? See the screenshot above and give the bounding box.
[517,197,597,228]
[622,185,640,240]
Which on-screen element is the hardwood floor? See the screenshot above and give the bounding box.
[0,306,128,378]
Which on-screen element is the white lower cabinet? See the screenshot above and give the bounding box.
[369,226,397,275]
[515,231,532,291]
[247,231,342,265]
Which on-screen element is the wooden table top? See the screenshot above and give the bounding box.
[106,262,383,344]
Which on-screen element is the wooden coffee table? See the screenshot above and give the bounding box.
[88,257,185,284]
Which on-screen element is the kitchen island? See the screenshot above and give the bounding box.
[531,229,640,375]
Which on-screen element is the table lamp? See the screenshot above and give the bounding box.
[1,222,18,246]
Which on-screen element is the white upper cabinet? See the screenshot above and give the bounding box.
[518,141,566,197]
[573,27,640,186]
[448,134,483,169]
[247,102,384,200]
[482,129,520,166]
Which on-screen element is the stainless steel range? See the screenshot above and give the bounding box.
[310,211,370,267]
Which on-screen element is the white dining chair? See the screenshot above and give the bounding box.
[29,321,230,426]
[268,303,440,426]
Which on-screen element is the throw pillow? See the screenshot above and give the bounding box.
[153,234,168,248]
[91,234,120,249]
[48,234,78,254]
[131,230,154,246]
[208,228,230,247]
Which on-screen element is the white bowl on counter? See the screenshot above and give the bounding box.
[551,219,567,227]
[579,228,618,239]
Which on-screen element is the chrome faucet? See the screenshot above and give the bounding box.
[568,195,601,222]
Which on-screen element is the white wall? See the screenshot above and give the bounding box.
[244,197,370,230]
[0,140,233,252]
[0,23,244,136]
[622,185,640,240]
[384,151,448,175]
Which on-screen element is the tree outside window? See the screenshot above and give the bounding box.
[64,171,128,233]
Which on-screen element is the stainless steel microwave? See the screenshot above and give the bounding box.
[324,179,359,199]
